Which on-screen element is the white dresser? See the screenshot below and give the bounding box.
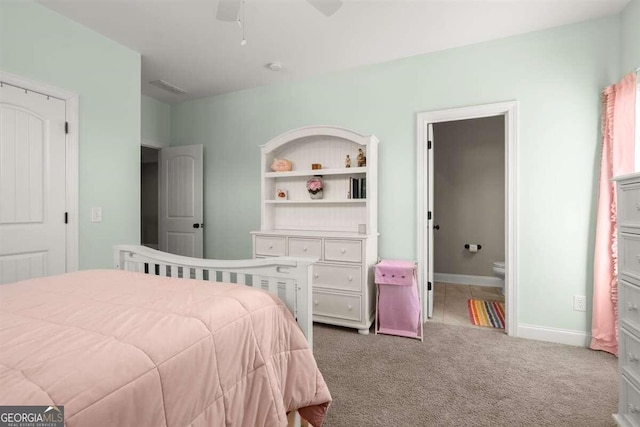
[615,172,640,426]
[251,126,379,334]
[251,230,377,334]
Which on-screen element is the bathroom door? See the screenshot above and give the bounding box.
[426,123,434,318]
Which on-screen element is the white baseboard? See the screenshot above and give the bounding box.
[517,323,591,347]
[434,273,502,287]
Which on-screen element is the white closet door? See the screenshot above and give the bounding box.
[0,84,66,284]
[158,144,203,258]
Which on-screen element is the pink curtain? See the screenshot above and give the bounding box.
[591,72,637,355]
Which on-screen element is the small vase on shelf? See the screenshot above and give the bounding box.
[306,176,324,200]
[309,190,323,200]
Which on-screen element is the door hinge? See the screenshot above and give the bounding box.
[428,281,432,291]
[64,212,68,224]
[428,211,432,220]
[65,122,69,134]
[427,140,432,149]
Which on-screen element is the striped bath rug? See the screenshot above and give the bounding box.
[467,299,505,329]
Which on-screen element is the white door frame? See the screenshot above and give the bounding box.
[141,138,167,149]
[416,101,518,335]
[0,70,79,273]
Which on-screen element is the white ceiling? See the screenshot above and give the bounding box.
[38,0,629,104]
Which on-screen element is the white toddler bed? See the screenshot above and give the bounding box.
[114,244,316,348]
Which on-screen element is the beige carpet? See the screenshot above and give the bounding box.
[313,322,617,427]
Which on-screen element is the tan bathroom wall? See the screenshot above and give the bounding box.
[433,116,505,277]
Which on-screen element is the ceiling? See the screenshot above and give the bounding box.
[38,0,629,104]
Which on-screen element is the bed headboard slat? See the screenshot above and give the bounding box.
[236,273,246,285]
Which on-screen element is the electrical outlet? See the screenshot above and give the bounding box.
[573,295,587,312]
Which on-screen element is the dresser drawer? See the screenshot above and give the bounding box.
[324,239,362,263]
[621,281,640,333]
[313,264,362,292]
[621,328,640,385]
[254,236,286,256]
[620,375,640,425]
[619,182,640,227]
[289,238,322,258]
[621,233,640,283]
[313,291,362,322]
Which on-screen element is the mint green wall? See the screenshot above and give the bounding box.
[142,95,171,146]
[0,1,141,269]
[621,0,640,171]
[621,0,640,73]
[172,16,620,333]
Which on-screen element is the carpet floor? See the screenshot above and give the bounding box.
[313,322,617,427]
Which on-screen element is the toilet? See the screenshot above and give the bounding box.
[492,261,505,295]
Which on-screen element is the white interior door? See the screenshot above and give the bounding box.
[159,144,203,258]
[0,84,66,284]
[426,123,434,318]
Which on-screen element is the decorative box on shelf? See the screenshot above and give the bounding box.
[251,126,379,334]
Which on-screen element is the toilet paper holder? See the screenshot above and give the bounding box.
[464,244,482,250]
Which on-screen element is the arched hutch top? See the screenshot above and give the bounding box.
[262,125,377,153]
[258,125,378,235]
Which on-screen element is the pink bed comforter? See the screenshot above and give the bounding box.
[0,270,331,426]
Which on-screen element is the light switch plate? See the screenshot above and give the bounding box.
[91,207,102,223]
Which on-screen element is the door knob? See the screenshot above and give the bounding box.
[433,224,440,230]
[193,223,200,229]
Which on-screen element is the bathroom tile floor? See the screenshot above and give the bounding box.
[429,283,505,332]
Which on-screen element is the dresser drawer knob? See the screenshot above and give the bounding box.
[628,352,639,362]
[314,273,319,278]
[627,302,639,311]
[635,202,640,211]
[340,248,346,254]
[347,304,352,310]
[636,254,640,263]
[268,243,273,249]
[347,275,353,281]
[314,300,318,306]
[629,404,640,413]
[303,247,308,252]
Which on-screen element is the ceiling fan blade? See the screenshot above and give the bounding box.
[307,0,343,17]
[216,0,242,22]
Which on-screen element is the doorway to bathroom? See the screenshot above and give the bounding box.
[416,101,518,336]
